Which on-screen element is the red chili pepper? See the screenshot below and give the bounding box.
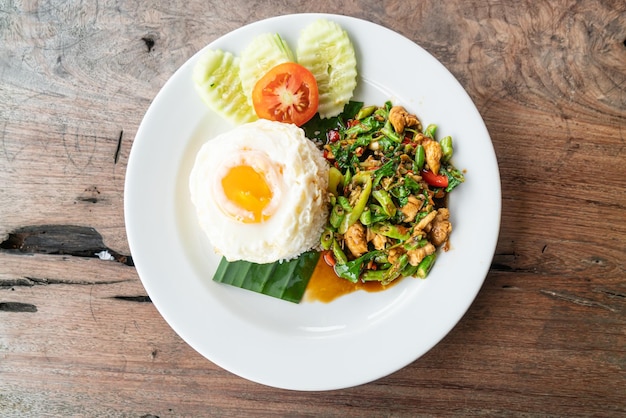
[421,169,448,188]
[327,129,340,143]
[323,250,336,267]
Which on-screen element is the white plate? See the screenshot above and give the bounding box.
[124,13,501,391]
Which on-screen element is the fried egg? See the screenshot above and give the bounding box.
[189,119,329,263]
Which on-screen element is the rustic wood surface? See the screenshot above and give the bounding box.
[1,0,625,416]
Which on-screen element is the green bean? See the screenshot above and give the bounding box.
[338,172,373,234]
[403,236,429,251]
[374,253,389,265]
[368,204,389,224]
[320,228,334,250]
[370,222,410,241]
[361,269,387,282]
[337,196,352,212]
[355,105,376,120]
[329,204,345,229]
[424,123,437,139]
[401,263,419,278]
[331,239,348,265]
[440,136,453,162]
[372,189,396,217]
[416,254,436,278]
[374,106,388,121]
[328,166,343,196]
[342,168,352,188]
[382,253,409,285]
[359,207,373,225]
[414,144,425,171]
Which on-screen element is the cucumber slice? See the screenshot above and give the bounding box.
[296,19,358,118]
[239,33,295,103]
[192,49,257,125]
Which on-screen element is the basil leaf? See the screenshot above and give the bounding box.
[212,251,320,303]
[333,261,361,283]
[442,164,465,192]
[333,250,383,283]
[373,160,396,187]
[344,115,380,137]
[302,101,363,143]
[331,141,360,171]
[390,184,410,207]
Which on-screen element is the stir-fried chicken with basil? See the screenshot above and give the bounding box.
[317,101,464,285]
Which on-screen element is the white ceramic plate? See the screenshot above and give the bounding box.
[125,13,501,391]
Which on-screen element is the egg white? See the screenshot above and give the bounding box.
[189,119,329,263]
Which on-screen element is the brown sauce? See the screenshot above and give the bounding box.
[304,256,398,303]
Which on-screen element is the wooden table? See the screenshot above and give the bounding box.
[2,1,625,416]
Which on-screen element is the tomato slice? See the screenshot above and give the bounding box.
[251,62,319,126]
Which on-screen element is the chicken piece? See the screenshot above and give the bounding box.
[413,132,426,145]
[344,222,368,258]
[399,195,424,223]
[360,155,380,169]
[366,228,388,250]
[389,106,421,133]
[429,208,452,246]
[423,139,443,174]
[407,243,436,266]
[372,234,387,250]
[415,209,438,232]
[387,247,405,264]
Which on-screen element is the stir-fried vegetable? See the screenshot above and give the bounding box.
[316,101,464,285]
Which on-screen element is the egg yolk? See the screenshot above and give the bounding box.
[221,164,273,223]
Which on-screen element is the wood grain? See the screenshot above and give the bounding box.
[1,0,625,416]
